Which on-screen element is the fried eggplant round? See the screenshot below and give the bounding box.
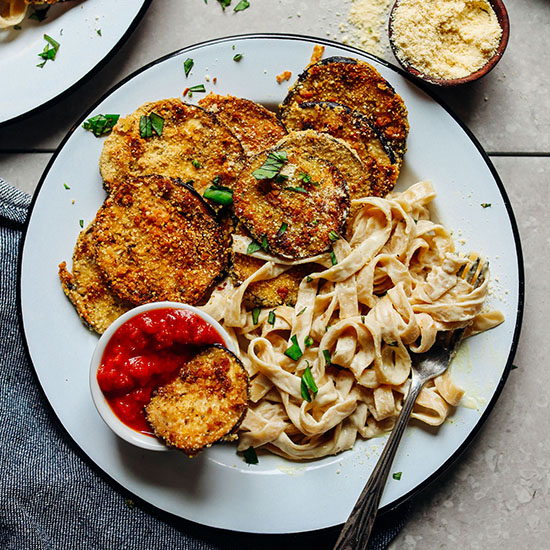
[233,139,350,259]
[92,175,226,306]
[145,345,249,456]
[58,225,133,334]
[279,56,409,163]
[198,93,286,155]
[275,129,372,200]
[99,98,244,202]
[280,101,399,197]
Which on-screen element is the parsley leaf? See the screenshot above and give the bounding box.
[252,150,288,180]
[300,365,318,402]
[184,57,194,77]
[234,0,250,11]
[82,114,119,137]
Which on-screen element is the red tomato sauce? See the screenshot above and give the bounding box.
[97,308,225,435]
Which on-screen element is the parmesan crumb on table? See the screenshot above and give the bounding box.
[390,0,502,80]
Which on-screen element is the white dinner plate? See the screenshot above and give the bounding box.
[0,0,150,126]
[18,34,524,534]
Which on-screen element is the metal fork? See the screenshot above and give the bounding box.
[334,256,488,550]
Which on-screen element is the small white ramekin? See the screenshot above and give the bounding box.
[89,301,236,451]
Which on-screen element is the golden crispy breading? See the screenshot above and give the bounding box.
[275,129,372,200]
[229,224,310,308]
[58,225,133,334]
[280,101,399,197]
[233,138,350,259]
[92,175,226,306]
[145,345,249,456]
[99,98,244,202]
[198,93,286,156]
[279,56,409,163]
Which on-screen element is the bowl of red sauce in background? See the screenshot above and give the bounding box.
[89,302,237,451]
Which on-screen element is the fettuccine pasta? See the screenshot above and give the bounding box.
[201,181,503,460]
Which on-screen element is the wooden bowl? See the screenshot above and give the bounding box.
[388,0,510,86]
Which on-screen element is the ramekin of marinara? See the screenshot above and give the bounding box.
[89,302,236,451]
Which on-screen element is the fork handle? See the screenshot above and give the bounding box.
[333,373,425,550]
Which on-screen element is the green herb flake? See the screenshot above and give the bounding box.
[361,315,365,323]
[284,335,303,361]
[306,276,313,283]
[304,335,314,348]
[481,203,492,208]
[285,186,307,194]
[37,34,60,67]
[329,230,340,242]
[184,57,194,77]
[13,24,21,30]
[252,308,260,325]
[330,250,337,266]
[125,498,135,510]
[63,183,70,190]
[217,0,231,9]
[299,172,312,184]
[247,240,262,255]
[139,115,152,138]
[82,114,120,137]
[261,235,269,253]
[29,7,50,22]
[510,364,519,370]
[79,219,84,228]
[322,349,331,365]
[392,472,402,480]
[300,365,318,402]
[234,0,250,11]
[267,310,276,326]
[191,159,201,169]
[96,29,102,36]
[296,307,306,316]
[149,112,164,136]
[252,150,288,180]
[243,446,259,464]
[233,53,243,62]
[189,84,206,93]
[203,184,234,205]
[276,222,288,238]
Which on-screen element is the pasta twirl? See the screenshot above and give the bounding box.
[201,181,504,460]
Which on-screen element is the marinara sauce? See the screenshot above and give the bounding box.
[97,308,225,435]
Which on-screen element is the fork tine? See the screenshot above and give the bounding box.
[474,261,489,289]
[464,256,481,284]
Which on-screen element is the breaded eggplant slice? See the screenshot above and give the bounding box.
[92,175,226,306]
[145,345,249,456]
[280,101,399,197]
[198,93,286,155]
[279,56,409,163]
[229,224,309,308]
[58,225,133,334]
[275,129,372,200]
[99,98,244,202]
[233,142,350,259]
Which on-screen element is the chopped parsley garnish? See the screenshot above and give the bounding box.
[243,446,259,464]
[252,150,287,180]
[392,472,402,480]
[299,172,312,184]
[304,335,314,348]
[511,364,519,370]
[306,276,313,283]
[13,24,21,30]
[29,7,50,22]
[285,186,307,194]
[139,112,164,138]
[296,307,306,316]
[63,183,70,190]
[481,203,492,208]
[233,53,243,62]
[247,240,262,255]
[191,159,201,169]
[37,34,60,68]
[252,308,260,325]
[267,310,276,325]
[261,235,269,252]
[322,349,331,365]
[79,219,84,228]
[300,365,318,402]
[217,0,231,8]
[82,114,120,137]
[189,84,206,93]
[96,29,102,36]
[276,222,288,238]
[203,184,233,205]
[284,335,303,361]
[234,0,250,11]
[330,250,337,265]
[184,57,194,77]
[329,230,340,242]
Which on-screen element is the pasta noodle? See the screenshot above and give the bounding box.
[0,0,27,28]
[201,181,504,460]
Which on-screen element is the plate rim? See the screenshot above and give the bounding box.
[16,32,525,532]
[0,0,152,129]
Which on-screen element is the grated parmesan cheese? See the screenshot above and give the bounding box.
[390,0,502,80]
